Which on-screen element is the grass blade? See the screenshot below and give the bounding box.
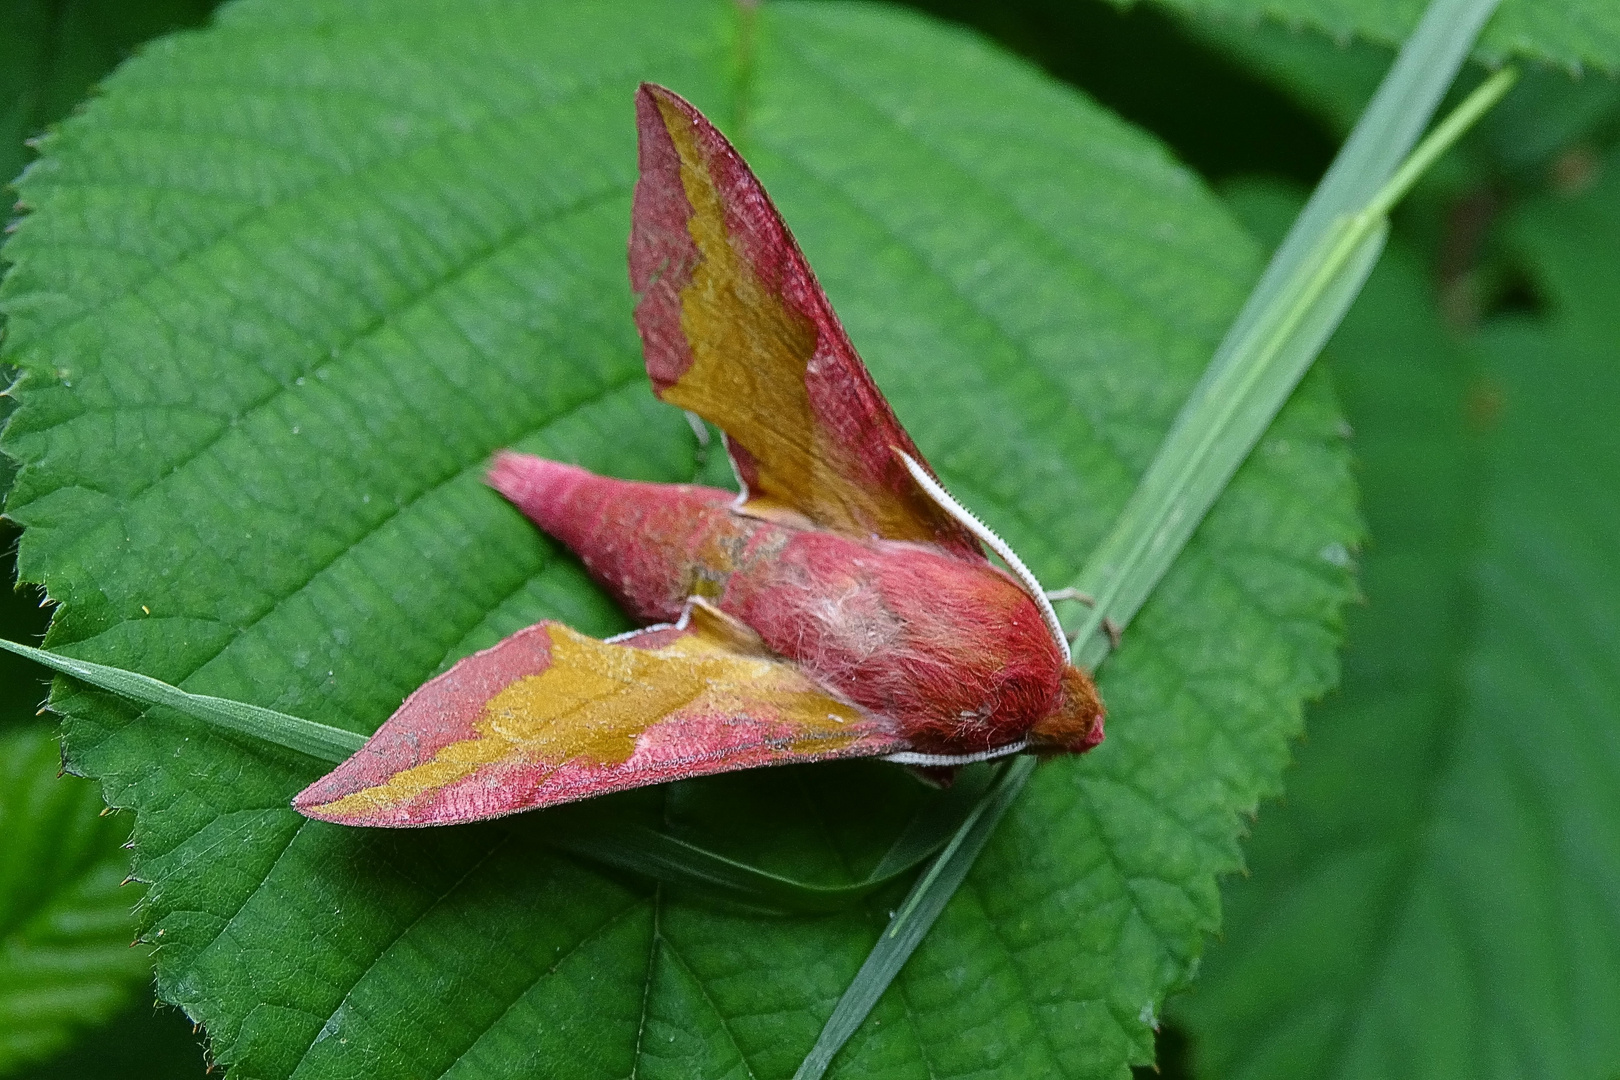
[1210,0,1501,362]
[1067,51,1515,660]
[1068,213,1386,665]
[1068,63,1517,664]
[795,0,1511,1074]
[0,636,364,762]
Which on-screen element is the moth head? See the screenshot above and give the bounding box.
[1026,665,1105,755]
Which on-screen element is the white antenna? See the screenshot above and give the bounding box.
[896,451,1070,663]
[886,740,1028,766]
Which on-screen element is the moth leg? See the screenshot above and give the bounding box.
[1044,589,1121,649]
[1101,618,1123,651]
[683,409,714,472]
[1043,592,1121,650]
[1073,618,1123,650]
[905,764,960,788]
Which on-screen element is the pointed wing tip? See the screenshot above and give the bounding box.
[635,81,686,113]
[289,786,364,826]
[291,775,450,829]
[634,83,715,144]
[290,769,377,825]
[290,793,342,823]
[634,82,676,129]
[292,753,541,828]
[288,620,569,830]
[291,798,419,829]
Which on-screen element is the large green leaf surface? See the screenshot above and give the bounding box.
[1125,0,1620,74]
[0,2,1357,1076]
[1177,170,1620,1079]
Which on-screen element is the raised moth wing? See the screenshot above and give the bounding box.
[630,83,984,561]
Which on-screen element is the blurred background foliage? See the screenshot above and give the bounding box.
[1,0,1614,1077]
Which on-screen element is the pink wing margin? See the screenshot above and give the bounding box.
[293,620,908,827]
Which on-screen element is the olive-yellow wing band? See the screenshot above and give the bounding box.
[629,83,985,562]
[294,611,907,827]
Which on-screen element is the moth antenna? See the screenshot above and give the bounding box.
[602,618,684,644]
[885,739,1028,766]
[720,432,750,511]
[682,410,711,448]
[895,450,1070,663]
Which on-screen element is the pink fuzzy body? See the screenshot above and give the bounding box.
[490,452,1067,755]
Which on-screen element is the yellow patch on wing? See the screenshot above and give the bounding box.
[311,618,865,821]
[652,96,945,545]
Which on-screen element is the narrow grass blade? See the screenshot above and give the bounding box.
[866,762,997,880]
[1068,64,1517,664]
[547,821,869,913]
[0,636,364,762]
[1066,6,1512,660]
[794,0,1511,1074]
[1069,215,1386,667]
[549,798,965,915]
[1215,0,1502,365]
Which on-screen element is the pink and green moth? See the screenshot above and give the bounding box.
[293,84,1105,828]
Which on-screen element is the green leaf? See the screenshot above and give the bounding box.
[0,2,1357,1076]
[1127,0,1620,74]
[1176,166,1620,1079]
[0,724,151,1075]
